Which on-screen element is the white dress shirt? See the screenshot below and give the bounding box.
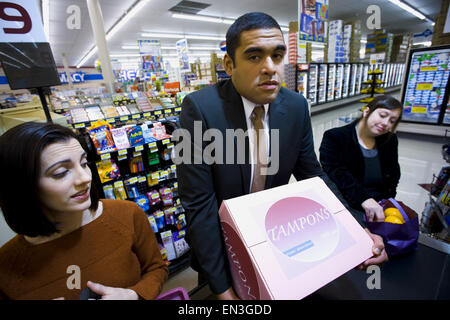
[241,96,270,192]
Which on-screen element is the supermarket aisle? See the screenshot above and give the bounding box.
[164,96,450,299]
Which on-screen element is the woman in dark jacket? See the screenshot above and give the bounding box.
[319,95,402,223]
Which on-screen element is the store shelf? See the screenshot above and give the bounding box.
[419,233,450,254]
[310,85,401,116]
[396,122,450,137]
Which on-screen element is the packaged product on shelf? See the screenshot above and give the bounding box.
[160,187,173,207]
[103,184,115,199]
[148,149,160,166]
[141,123,158,144]
[148,215,158,233]
[127,103,141,115]
[87,120,117,154]
[154,210,165,230]
[176,214,187,230]
[126,125,145,146]
[113,180,127,200]
[101,105,120,118]
[158,244,169,265]
[147,189,161,206]
[110,127,131,150]
[164,207,176,225]
[70,107,89,123]
[152,122,171,140]
[161,230,177,261]
[135,195,150,212]
[162,147,172,161]
[173,229,189,258]
[168,164,177,179]
[96,159,120,183]
[171,181,179,198]
[136,97,153,112]
[147,171,159,187]
[116,105,131,116]
[129,154,144,173]
[124,177,140,199]
[85,105,105,121]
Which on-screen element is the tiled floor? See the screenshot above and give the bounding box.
[163,92,450,299]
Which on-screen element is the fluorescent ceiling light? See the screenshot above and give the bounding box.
[107,0,151,40]
[77,0,151,67]
[414,41,432,46]
[388,0,426,20]
[172,13,224,24]
[42,0,50,42]
[122,45,139,50]
[142,32,224,41]
[110,53,141,57]
[76,47,97,69]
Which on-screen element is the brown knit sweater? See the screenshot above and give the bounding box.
[0,199,168,300]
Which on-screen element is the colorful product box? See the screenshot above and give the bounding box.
[219,177,373,300]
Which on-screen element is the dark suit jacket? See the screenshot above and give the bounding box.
[319,120,401,211]
[177,79,334,294]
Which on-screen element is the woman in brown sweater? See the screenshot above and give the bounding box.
[0,122,168,300]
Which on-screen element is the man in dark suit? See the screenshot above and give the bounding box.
[177,12,387,300]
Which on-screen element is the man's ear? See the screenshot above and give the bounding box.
[224,53,234,76]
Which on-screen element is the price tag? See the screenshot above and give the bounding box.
[118,149,128,156]
[138,177,147,183]
[416,83,433,91]
[143,112,151,117]
[175,107,181,112]
[133,152,142,157]
[135,145,144,152]
[132,114,141,119]
[167,143,174,149]
[100,153,111,160]
[162,138,170,145]
[106,118,115,123]
[154,110,162,115]
[174,182,178,189]
[165,109,171,113]
[118,155,127,161]
[74,123,85,128]
[151,172,159,180]
[148,142,157,148]
[114,181,124,188]
[120,116,129,121]
[150,147,158,153]
[411,106,427,113]
[128,177,138,184]
[171,165,177,171]
[179,229,186,237]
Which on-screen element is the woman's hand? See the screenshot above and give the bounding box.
[87,281,139,300]
[361,198,385,222]
[356,229,389,270]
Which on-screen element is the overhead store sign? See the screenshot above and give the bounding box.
[298,0,328,43]
[176,38,190,72]
[0,0,47,42]
[59,72,85,84]
[138,40,163,73]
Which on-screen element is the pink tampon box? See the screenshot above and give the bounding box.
[219,177,374,300]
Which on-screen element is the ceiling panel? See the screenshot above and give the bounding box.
[45,0,441,67]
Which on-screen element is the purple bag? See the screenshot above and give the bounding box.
[365,198,419,257]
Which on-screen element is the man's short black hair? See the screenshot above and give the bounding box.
[226,12,283,65]
[0,122,99,237]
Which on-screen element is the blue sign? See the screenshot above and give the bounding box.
[59,72,85,84]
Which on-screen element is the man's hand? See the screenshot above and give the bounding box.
[87,281,139,300]
[356,229,388,270]
[361,198,385,222]
[216,287,240,300]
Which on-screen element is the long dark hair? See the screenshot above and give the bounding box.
[0,122,99,237]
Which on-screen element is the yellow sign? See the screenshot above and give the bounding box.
[411,106,427,113]
[420,66,438,72]
[416,83,433,90]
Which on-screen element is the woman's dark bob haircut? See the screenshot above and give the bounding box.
[0,122,99,237]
